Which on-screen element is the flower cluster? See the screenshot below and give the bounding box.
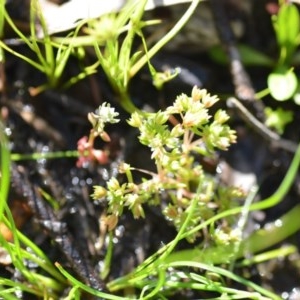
[87,102,119,136]
[76,102,119,168]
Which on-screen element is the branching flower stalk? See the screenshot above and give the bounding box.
[90,87,241,242]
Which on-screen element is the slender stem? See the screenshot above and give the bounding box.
[100,231,114,280]
[168,261,280,300]
[0,120,10,221]
[10,150,79,161]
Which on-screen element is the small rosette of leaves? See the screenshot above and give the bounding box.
[93,87,241,242]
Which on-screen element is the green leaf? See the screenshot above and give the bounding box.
[209,44,274,66]
[276,4,300,49]
[267,67,298,101]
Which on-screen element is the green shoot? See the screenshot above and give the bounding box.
[0,0,98,94]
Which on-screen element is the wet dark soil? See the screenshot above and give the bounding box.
[1,1,300,299]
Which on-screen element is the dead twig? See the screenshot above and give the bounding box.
[227,97,298,153]
[209,0,265,119]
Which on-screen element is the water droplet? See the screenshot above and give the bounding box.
[86,177,93,185]
[72,177,79,185]
[4,127,12,136]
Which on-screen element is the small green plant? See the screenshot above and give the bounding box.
[0,0,202,110]
[267,1,300,102]
[52,0,202,112]
[255,1,300,133]
[0,0,99,95]
[253,1,300,133]
[209,1,300,134]
[2,1,300,298]
[89,87,239,242]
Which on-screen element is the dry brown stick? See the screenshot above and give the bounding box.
[209,0,265,119]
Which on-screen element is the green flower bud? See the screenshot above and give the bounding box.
[92,186,107,199]
[127,111,142,127]
[214,109,230,124]
[107,177,120,191]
